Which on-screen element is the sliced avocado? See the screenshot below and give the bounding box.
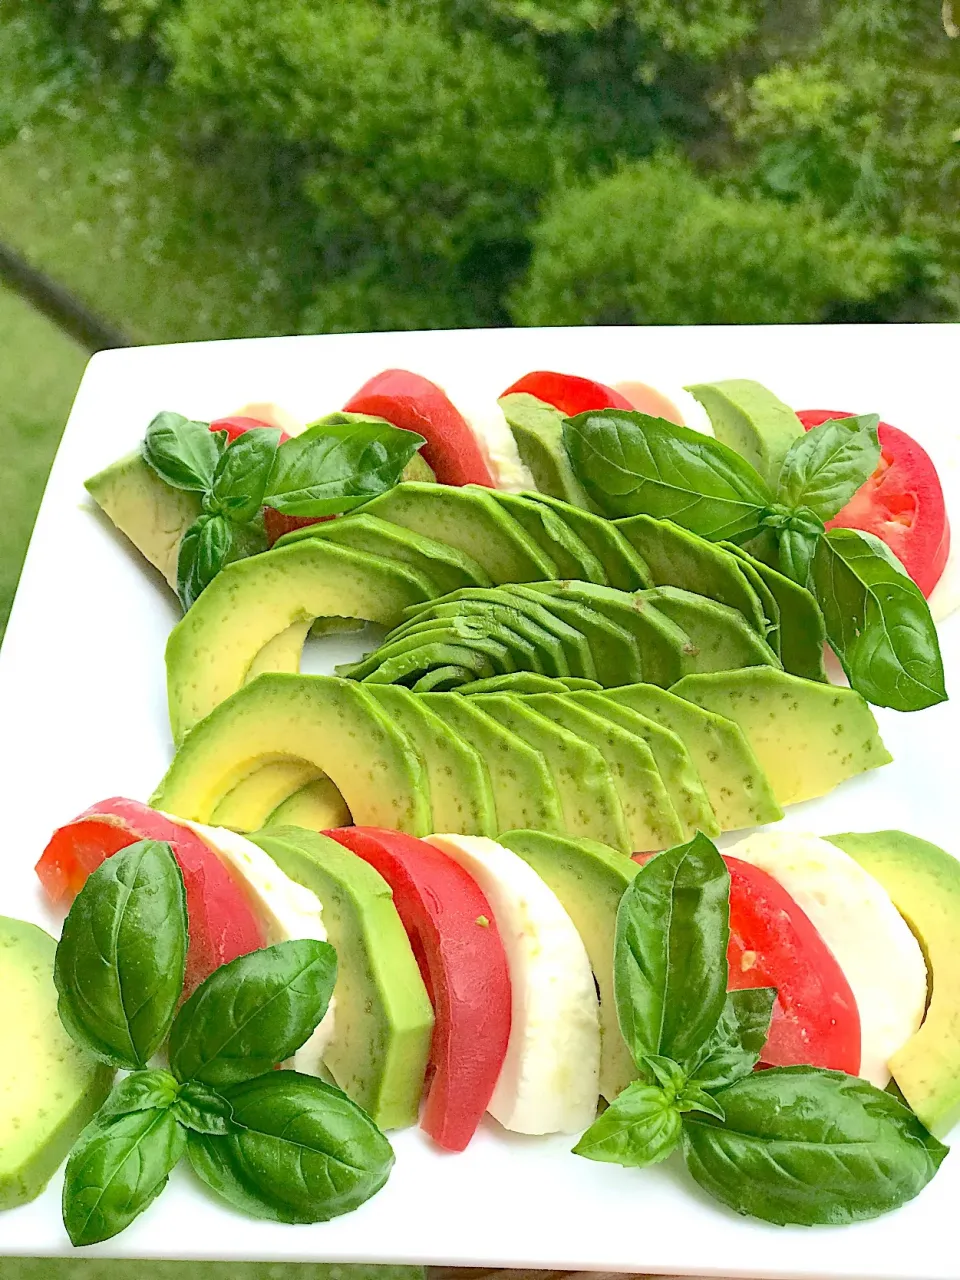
[211,759,324,831]
[720,547,781,655]
[826,830,960,1136]
[723,543,827,682]
[554,677,603,691]
[245,620,314,683]
[685,379,804,487]
[482,490,606,583]
[460,673,564,694]
[166,540,439,741]
[638,586,781,674]
[499,831,639,1101]
[253,828,434,1129]
[362,613,544,676]
[522,491,651,590]
[396,595,574,678]
[412,665,476,692]
[498,392,594,509]
[359,643,499,687]
[340,623,512,682]
[85,450,202,588]
[152,673,432,833]
[614,514,766,633]
[420,693,564,833]
[524,693,684,850]
[272,512,492,594]
[364,684,496,834]
[263,775,352,830]
[507,584,643,686]
[469,694,630,851]
[0,917,113,1208]
[357,482,557,583]
[671,668,891,806]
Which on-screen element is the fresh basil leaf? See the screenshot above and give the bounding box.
[682,1066,948,1226]
[141,411,223,493]
[265,420,426,517]
[172,1081,235,1135]
[685,988,777,1093]
[573,1081,682,1167]
[614,834,730,1070]
[186,1071,394,1223]
[177,514,235,611]
[676,1085,725,1121]
[812,528,946,711]
[55,841,187,1071]
[562,409,773,539]
[777,524,822,588]
[168,939,337,1087]
[776,415,880,521]
[637,1054,687,1094]
[62,1106,186,1246]
[210,427,283,524]
[98,1070,180,1120]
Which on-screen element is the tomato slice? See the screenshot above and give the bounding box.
[500,371,634,416]
[612,380,685,425]
[797,409,950,597]
[36,797,264,995]
[263,509,334,547]
[326,825,512,1151]
[344,370,496,488]
[209,415,291,445]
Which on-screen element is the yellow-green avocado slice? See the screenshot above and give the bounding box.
[253,828,433,1129]
[685,378,804,488]
[827,830,960,1137]
[264,777,352,831]
[0,917,113,1208]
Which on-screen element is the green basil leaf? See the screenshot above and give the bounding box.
[55,841,187,1071]
[265,420,426,517]
[776,415,880,520]
[562,409,773,539]
[812,528,946,711]
[637,1054,687,1094]
[168,939,337,1087]
[172,1081,235,1135]
[685,988,777,1093]
[777,524,822,588]
[682,1066,948,1226]
[676,1085,725,1121]
[614,834,730,1069]
[98,1070,180,1120]
[141,411,222,493]
[186,1071,394,1223]
[177,514,235,611]
[211,427,283,523]
[62,1107,186,1246]
[573,1081,682,1168]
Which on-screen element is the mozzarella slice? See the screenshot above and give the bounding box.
[435,377,538,491]
[426,833,600,1134]
[230,401,307,436]
[167,817,336,1073]
[727,831,927,1088]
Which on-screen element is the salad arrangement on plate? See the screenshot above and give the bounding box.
[3,364,958,1247]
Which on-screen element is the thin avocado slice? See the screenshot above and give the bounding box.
[273,511,493,593]
[420,693,565,833]
[482,490,606,583]
[723,543,827,682]
[470,694,630,851]
[412,665,476,692]
[498,392,595,510]
[525,693,684,850]
[211,759,324,831]
[457,672,562,695]
[364,684,496,834]
[253,827,434,1130]
[522,491,651,590]
[638,586,781,674]
[375,613,545,674]
[555,677,603,691]
[396,595,574,677]
[152,673,433,834]
[263,776,352,830]
[718,544,781,656]
[361,643,502,687]
[340,623,514,681]
[575,689,720,839]
[357,482,558,583]
[685,379,804,487]
[507,584,643,686]
[499,830,639,1101]
[670,668,891,807]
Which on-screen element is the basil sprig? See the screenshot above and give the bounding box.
[55,841,392,1246]
[573,834,948,1225]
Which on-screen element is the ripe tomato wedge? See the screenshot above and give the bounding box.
[36,797,264,995]
[798,409,950,597]
[345,369,496,488]
[209,415,291,445]
[327,825,512,1151]
[500,371,634,416]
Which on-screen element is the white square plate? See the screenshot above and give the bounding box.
[3,325,960,1276]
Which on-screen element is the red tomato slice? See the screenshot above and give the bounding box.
[500,371,634,416]
[798,409,950,597]
[344,370,496,488]
[263,509,334,547]
[209,415,291,445]
[36,797,264,995]
[327,825,512,1151]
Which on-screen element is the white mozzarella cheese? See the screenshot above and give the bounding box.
[230,402,307,436]
[727,830,927,1088]
[426,833,600,1134]
[434,377,538,491]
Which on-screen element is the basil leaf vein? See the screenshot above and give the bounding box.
[172,1081,236,1135]
[141,411,223,493]
[776,415,880,521]
[97,1070,180,1120]
[573,1081,682,1168]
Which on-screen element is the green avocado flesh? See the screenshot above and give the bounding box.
[498,393,594,509]
[263,776,352,831]
[522,492,651,590]
[827,830,960,1137]
[253,828,433,1129]
[500,830,639,1101]
[0,918,113,1208]
[722,542,827,682]
[638,586,780,674]
[482,489,606,583]
[211,759,325,831]
[394,597,574,677]
[686,378,804,488]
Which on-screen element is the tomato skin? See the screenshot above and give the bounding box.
[797,409,950,597]
[344,369,497,488]
[263,508,333,547]
[36,798,265,995]
[501,371,635,416]
[327,825,512,1151]
[209,415,291,445]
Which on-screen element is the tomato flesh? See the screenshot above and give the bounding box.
[36,797,265,995]
[209,415,290,445]
[263,509,334,546]
[327,825,512,1151]
[500,371,634,416]
[798,409,950,597]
